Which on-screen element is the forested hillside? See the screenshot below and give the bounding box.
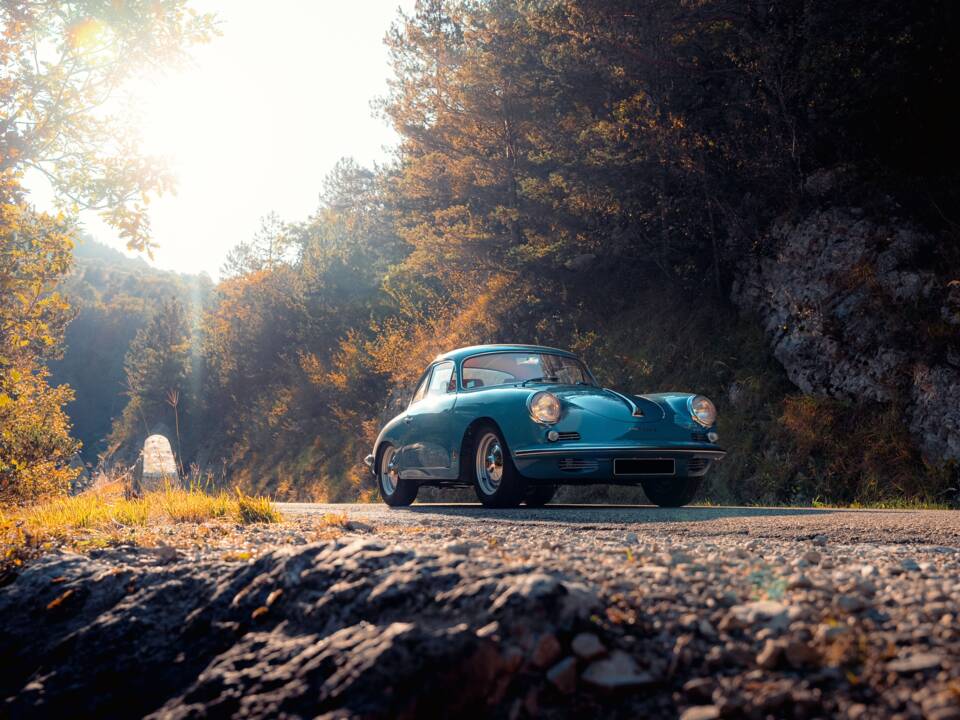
[19,0,959,506]
[48,238,211,464]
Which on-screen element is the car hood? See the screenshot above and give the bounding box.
[547,386,666,423]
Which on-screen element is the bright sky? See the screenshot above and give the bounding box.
[44,1,412,280]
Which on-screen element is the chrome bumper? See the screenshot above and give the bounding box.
[512,445,726,459]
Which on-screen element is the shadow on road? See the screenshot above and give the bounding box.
[388,503,837,524]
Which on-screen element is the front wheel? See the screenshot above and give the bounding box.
[377,444,418,507]
[641,476,701,507]
[472,425,524,508]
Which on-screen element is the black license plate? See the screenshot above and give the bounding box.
[614,458,675,476]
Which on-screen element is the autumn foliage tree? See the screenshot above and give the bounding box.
[0,1,212,501]
[0,178,78,501]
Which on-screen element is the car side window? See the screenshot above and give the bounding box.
[411,368,432,405]
[426,361,455,398]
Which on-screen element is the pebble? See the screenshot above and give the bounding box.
[727,600,788,630]
[788,573,813,590]
[546,656,577,694]
[531,633,562,669]
[835,595,866,613]
[901,558,921,572]
[679,707,720,720]
[345,521,373,533]
[445,541,478,555]
[756,639,781,670]
[887,652,942,673]
[783,639,819,668]
[681,677,715,702]
[582,651,655,690]
[571,632,606,661]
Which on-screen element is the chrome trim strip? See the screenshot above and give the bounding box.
[513,446,727,458]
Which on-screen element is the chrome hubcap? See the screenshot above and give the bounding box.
[475,433,504,495]
[380,446,399,495]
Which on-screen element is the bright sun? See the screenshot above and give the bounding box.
[74,1,408,279]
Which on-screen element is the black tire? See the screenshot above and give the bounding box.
[377,444,418,507]
[524,485,557,507]
[641,476,701,507]
[471,423,524,508]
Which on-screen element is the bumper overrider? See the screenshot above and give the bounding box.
[510,443,726,483]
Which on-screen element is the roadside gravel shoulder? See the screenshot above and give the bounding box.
[1,503,958,718]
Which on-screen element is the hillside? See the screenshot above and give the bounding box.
[37,1,960,508]
[48,236,212,463]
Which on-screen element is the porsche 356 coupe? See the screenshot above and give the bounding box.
[364,344,725,508]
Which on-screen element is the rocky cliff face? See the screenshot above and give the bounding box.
[733,204,960,463]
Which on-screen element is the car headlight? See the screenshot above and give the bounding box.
[689,395,717,427]
[529,391,561,424]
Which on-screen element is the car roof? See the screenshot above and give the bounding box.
[434,344,578,364]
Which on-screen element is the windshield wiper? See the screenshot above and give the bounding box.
[520,376,558,386]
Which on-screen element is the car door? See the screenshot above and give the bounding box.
[397,366,433,476]
[401,360,458,479]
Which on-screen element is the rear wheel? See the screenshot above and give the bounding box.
[641,476,701,508]
[524,485,557,507]
[472,424,524,508]
[377,444,418,507]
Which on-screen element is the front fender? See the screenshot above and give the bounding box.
[449,387,546,461]
[370,413,407,473]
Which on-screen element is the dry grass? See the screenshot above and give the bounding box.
[0,482,280,570]
[22,484,278,535]
[317,511,349,529]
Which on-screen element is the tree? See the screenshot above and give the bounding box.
[0,176,79,501]
[0,0,213,500]
[220,213,294,279]
[116,297,191,430]
[1,1,216,250]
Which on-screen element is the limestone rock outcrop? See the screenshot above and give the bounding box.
[734,206,959,462]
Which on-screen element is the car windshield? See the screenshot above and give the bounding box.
[461,352,596,389]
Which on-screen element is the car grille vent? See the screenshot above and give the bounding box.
[558,458,598,472]
[688,458,710,473]
[556,431,581,441]
[691,432,708,442]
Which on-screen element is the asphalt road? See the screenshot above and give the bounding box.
[277,502,960,546]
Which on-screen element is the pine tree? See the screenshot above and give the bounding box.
[109,298,192,463]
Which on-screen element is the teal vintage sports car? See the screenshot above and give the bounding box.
[364,344,725,508]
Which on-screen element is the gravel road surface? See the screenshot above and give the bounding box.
[277,503,960,719]
[278,502,960,546]
[4,503,958,719]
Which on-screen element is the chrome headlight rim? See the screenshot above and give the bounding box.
[688,394,717,427]
[528,391,562,425]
